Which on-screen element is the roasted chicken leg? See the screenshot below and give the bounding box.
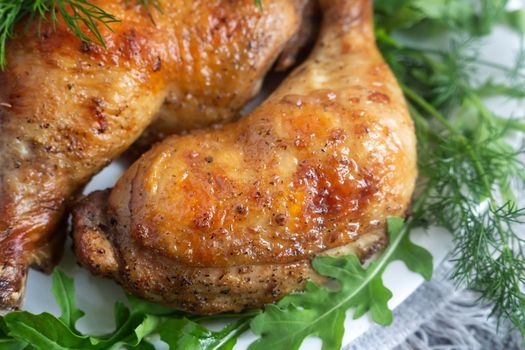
[73,0,417,314]
[0,0,310,310]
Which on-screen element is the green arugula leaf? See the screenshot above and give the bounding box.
[127,295,178,317]
[0,271,160,350]
[108,314,159,349]
[1,306,159,350]
[159,318,247,350]
[126,340,156,350]
[51,269,85,330]
[0,338,28,350]
[114,302,131,330]
[0,318,8,338]
[249,217,433,350]
[88,304,159,349]
[3,312,93,350]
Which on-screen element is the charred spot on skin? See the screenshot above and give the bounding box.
[124,29,141,60]
[236,204,248,215]
[368,91,390,104]
[39,27,53,40]
[274,214,287,226]
[193,211,213,229]
[134,224,150,240]
[329,231,342,243]
[80,41,93,53]
[204,156,214,163]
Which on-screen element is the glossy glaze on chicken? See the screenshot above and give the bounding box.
[0,0,311,310]
[73,0,417,314]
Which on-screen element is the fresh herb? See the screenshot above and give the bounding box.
[51,270,85,331]
[158,318,249,350]
[375,0,525,340]
[0,270,166,349]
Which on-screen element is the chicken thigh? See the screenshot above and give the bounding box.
[0,0,310,310]
[73,0,417,314]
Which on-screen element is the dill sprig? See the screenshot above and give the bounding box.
[376,0,525,339]
[408,91,525,335]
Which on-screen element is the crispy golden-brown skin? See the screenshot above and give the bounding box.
[73,0,417,314]
[0,0,309,310]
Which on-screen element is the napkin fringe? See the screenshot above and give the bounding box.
[399,290,521,350]
[349,260,522,350]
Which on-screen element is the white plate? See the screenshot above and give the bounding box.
[23,5,523,348]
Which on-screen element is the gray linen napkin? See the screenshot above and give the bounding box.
[347,260,523,350]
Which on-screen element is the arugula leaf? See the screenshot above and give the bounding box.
[127,340,156,350]
[3,312,92,350]
[2,310,159,350]
[0,270,160,350]
[86,304,159,349]
[109,314,159,349]
[51,269,85,330]
[0,268,248,349]
[0,318,8,338]
[249,217,433,350]
[159,318,247,350]
[127,295,178,317]
[114,302,131,330]
[0,339,28,350]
